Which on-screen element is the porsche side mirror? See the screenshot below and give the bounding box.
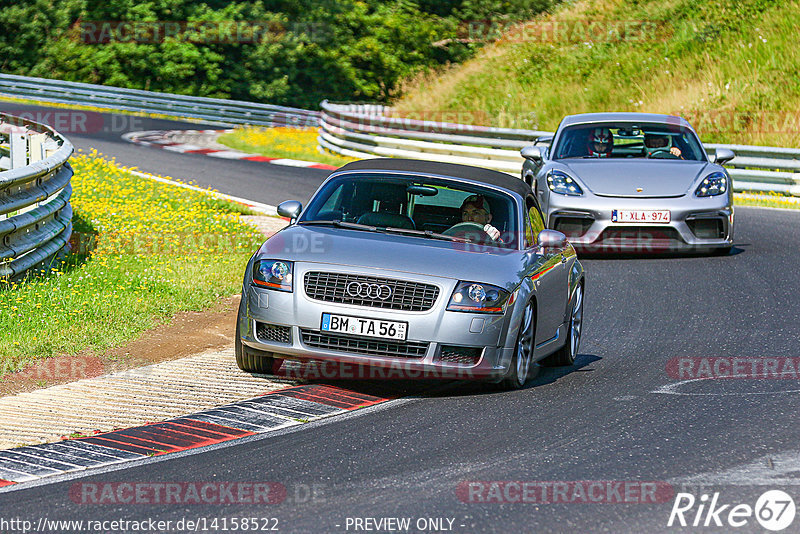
[714,148,735,166]
[537,229,567,251]
[520,146,543,163]
[277,200,302,222]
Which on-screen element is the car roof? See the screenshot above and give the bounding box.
[560,112,693,129]
[331,158,532,199]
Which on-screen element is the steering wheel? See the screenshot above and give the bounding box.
[443,222,485,235]
[442,222,495,243]
[647,148,680,160]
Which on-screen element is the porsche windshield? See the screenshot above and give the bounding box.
[552,122,706,161]
[300,175,519,248]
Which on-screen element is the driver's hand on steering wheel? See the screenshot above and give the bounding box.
[670,147,683,158]
[484,224,502,241]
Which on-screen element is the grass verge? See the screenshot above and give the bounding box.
[0,151,264,376]
[735,192,800,210]
[395,0,800,148]
[217,127,357,167]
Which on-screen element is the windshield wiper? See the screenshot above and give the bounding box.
[298,220,379,232]
[382,226,470,243]
[300,220,472,243]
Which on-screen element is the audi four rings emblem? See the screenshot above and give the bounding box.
[346,282,393,300]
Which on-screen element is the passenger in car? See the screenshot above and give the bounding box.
[587,128,613,158]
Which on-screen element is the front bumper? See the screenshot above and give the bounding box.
[545,193,733,253]
[240,264,517,380]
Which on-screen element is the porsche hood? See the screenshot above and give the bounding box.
[559,160,711,197]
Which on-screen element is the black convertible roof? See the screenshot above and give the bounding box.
[332,158,532,199]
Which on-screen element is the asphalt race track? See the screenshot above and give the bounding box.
[0,102,331,205]
[2,102,800,533]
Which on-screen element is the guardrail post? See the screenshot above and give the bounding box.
[9,131,27,169]
[43,139,59,159]
[29,133,46,164]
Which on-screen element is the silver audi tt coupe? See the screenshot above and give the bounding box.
[520,112,735,254]
[236,159,585,389]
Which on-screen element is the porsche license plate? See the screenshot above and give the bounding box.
[321,313,408,341]
[612,210,671,223]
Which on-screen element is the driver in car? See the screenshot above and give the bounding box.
[644,133,683,158]
[458,195,501,241]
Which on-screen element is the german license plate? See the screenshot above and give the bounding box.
[611,210,671,223]
[321,313,408,341]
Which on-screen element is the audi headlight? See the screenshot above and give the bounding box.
[695,172,728,197]
[546,170,583,196]
[253,260,293,292]
[447,281,511,314]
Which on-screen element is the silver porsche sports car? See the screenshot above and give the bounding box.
[236,159,585,389]
[520,112,735,254]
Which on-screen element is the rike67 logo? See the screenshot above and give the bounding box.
[668,490,796,531]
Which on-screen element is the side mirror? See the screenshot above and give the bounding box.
[537,229,567,251]
[520,146,543,163]
[714,148,735,166]
[277,200,302,221]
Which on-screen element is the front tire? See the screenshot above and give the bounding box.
[235,313,278,374]
[541,283,583,367]
[499,300,537,390]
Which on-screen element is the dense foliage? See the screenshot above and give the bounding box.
[0,0,555,109]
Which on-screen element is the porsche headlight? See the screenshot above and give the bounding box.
[253,260,293,292]
[695,172,728,197]
[546,170,583,196]
[447,281,511,314]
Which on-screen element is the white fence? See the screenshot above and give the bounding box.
[0,73,319,128]
[319,101,800,196]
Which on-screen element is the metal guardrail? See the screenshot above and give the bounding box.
[0,74,319,128]
[319,101,800,196]
[0,113,73,280]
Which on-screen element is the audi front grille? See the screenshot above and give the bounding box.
[304,272,439,311]
[255,322,292,344]
[300,329,428,358]
[438,345,483,365]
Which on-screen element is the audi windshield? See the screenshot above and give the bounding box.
[299,175,520,249]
